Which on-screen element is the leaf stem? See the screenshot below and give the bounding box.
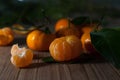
[41,9,52,34]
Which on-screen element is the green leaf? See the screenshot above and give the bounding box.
[90,27,120,68]
[42,57,56,63]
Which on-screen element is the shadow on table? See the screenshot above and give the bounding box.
[13,36,26,45]
[25,54,107,69]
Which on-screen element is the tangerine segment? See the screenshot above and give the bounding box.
[0,27,14,46]
[10,44,33,68]
[11,44,26,56]
[49,35,83,61]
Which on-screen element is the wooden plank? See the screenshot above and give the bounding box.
[0,47,20,80]
[0,35,120,80]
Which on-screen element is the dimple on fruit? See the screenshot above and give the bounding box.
[0,27,14,46]
[10,44,33,68]
[49,35,83,61]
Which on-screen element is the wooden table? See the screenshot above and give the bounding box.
[0,34,120,80]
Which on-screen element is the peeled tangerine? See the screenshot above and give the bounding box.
[10,44,33,68]
[49,35,83,61]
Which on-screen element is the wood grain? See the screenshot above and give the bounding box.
[0,34,120,80]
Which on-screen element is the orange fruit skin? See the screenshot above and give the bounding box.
[55,18,75,32]
[26,30,56,51]
[84,39,97,53]
[76,24,96,33]
[80,24,100,54]
[55,26,82,38]
[49,35,83,61]
[81,33,97,54]
[11,44,33,68]
[0,27,14,46]
[81,26,93,33]
[81,33,90,52]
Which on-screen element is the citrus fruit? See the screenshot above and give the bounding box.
[26,30,56,51]
[49,35,83,61]
[0,27,14,46]
[10,44,33,68]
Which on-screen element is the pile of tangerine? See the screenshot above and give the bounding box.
[0,18,99,68]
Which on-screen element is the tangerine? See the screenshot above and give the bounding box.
[26,30,56,51]
[80,24,101,53]
[55,18,75,31]
[49,35,83,61]
[10,44,33,68]
[0,27,14,46]
[81,33,97,54]
[55,26,82,38]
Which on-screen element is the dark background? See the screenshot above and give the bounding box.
[0,0,120,27]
